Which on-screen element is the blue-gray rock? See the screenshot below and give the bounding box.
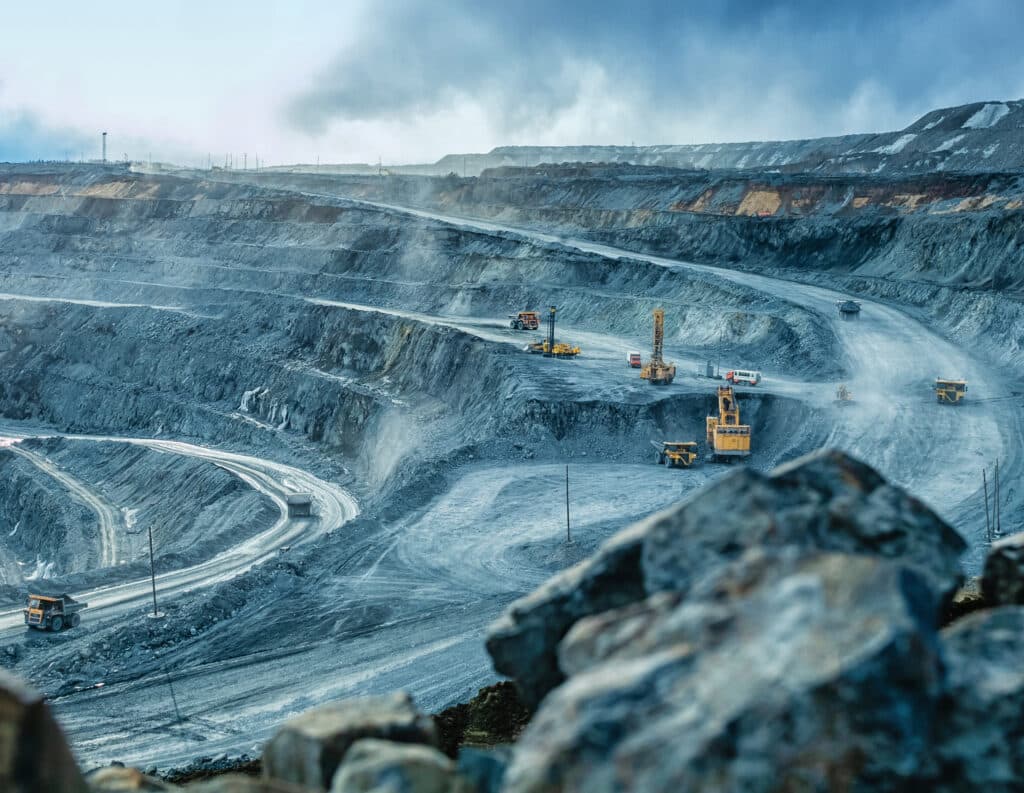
[262,693,436,791]
[504,553,945,793]
[487,450,964,709]
[936,606,1024,791]
[0,668,88,793]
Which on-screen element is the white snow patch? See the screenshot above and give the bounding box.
[872,133,916,155]
[122,508,138,530]
[963,103,1010,129]
[982,143,1000,159]
[922,115,945,131]
[932,134,966,152]
[239,387,268,413]
[24,557,56,581]
[8,520,19,537]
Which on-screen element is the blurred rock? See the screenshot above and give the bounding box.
[86,765,178,791]
[981,531,1024,605]
[184,776,308,792]
[936,607,1024,791]
[505,553,945,793]
[485,521,648,707]
[329,739,453,793]
[488,450,964,708]
[0,668,87,793]
[262,693,436,790]
[643,449,965,597]
[454,747,511,793]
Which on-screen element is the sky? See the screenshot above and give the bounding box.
[1,0,1023,166]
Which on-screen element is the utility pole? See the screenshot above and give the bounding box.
[983,468,992,544]
[101,131,107,163]
[148,526,160,617]
[565,465,571,543]
[244,153,248,170]
[996,459,1002,537]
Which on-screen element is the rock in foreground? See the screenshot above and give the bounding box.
[262,692,437,790]
[488,449,966,707]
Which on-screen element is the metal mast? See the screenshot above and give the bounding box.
[651,308,665,365]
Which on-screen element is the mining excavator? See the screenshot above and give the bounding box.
[526,306,580,358]
[706,385,751,461]
[835,384,853,404]
[640,308,676,385]
[935,378,967,405]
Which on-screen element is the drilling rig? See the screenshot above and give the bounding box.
[526,306,580,358]
[640,308,676,385]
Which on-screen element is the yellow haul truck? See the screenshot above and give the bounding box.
[935,379,967,405]
[24,593,87,631]
[652,441,699,468]
[706,386,751,461]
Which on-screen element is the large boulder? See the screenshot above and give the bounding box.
[185,777,311,792]
[935,606,1024,791]
[485,522,648,708]
[0,668,88,793]
[329,739,454,793]
[981,531,1024,605]
[643,449,965,597]
[504,553,946,793]
[262,693,437,791]
[86,766,178,791]
[487,450,965,707]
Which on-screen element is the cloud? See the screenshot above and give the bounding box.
[0,111,96,163]
[286,0,1024,149]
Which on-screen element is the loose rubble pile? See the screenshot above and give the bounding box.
[9,449,1024,792]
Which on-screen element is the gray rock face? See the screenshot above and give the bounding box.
[981,531,1024,605]
[643,449,966,598]
[484,521,648,708]
[504,553,944,793]
[487,450,965,708]
[936,607,1024,791]
[329,739,454,793]
[0,668,88,793]
[262,693,436,791]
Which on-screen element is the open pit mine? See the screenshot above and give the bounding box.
[4,98,1024,792]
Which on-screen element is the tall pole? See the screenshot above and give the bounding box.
[983,468,992,544]
[148,526,159,617]
[102,132,107,163]
[565,465,571,543]
[996,459,1002,537]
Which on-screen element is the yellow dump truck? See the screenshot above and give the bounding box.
[24,593,87,631]
[652,441,699,468]
[935,379,967,405]
[706,386,751,461]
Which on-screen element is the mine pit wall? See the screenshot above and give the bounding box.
[0,170,839,378]
[0,289,823,528]
[303,170,1024,371]
[0,450,98,584]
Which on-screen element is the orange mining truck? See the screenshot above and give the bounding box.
[627,351,642,368]
[24,593,87,632]
[706,385,751,462]
[509,311,541,330]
